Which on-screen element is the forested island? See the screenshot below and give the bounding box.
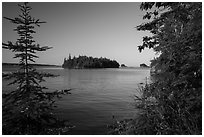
[140,63,149,68]
[62,54,120,69]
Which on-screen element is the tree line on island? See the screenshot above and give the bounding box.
[62,54,120,69]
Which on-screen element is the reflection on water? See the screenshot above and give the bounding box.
[2,66,150,134]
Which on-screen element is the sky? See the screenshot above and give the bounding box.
[2,2,156,67]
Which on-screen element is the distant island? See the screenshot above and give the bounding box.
[121,64,127,67]
[62,54,120,69]
[140,63,150,68]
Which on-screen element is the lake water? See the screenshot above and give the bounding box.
[2,66,150,135]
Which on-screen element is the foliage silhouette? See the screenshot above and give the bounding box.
[135,2,202,135]
[2,2,71,135]
[109,2,201,135]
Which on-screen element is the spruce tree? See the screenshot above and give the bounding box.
[2,2,71,134]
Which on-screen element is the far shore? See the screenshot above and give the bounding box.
[2,63,61,67]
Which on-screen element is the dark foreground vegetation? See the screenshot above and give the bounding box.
[62,54,120,69]
[109,2,202,135]
[2,3,72,134]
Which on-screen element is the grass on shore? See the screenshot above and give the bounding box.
[108,72,202,135]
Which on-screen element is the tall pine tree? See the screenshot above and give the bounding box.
[2,2,71,134]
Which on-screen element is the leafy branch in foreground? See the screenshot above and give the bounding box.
[2,2,72,134]
[134,2,201,135]
[109,2,201,135]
